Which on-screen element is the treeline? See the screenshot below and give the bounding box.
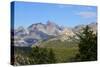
[14,46,56,65]
[73,25,97,61]
[13,25,97,65]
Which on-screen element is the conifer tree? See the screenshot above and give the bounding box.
[48,48,56,63]
[76,25,97,61]
[30,46,56,64]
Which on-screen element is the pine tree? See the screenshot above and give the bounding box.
[48,48,56,63]
[29,46,56,64]
[76,25,97,61]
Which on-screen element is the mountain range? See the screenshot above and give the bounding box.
[13,21,97,47]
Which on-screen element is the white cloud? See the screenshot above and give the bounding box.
[76,11,97,19]
[86,7,94,10]
[57,4,73,8]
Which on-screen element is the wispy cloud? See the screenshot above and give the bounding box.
[86,7,94,10]
[57,4,73,8]
[76,11,97,19]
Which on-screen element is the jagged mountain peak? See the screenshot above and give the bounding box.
[17,26,25,31]
[72,22,97,33]
[14,21,97,47]
[47,20,56,26]
[28,22,45,29]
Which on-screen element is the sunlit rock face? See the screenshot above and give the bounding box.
[61,28,75,36]
[13,21,97,47]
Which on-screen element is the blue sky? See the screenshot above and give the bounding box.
[13,1,97,28]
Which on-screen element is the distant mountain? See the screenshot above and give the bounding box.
[88,22,97,33]
[27,21,63,36]
[72,22,97,33]
[14,21,63,47]
[13,21,97,47]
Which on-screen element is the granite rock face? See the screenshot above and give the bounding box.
[13,21,97,47]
